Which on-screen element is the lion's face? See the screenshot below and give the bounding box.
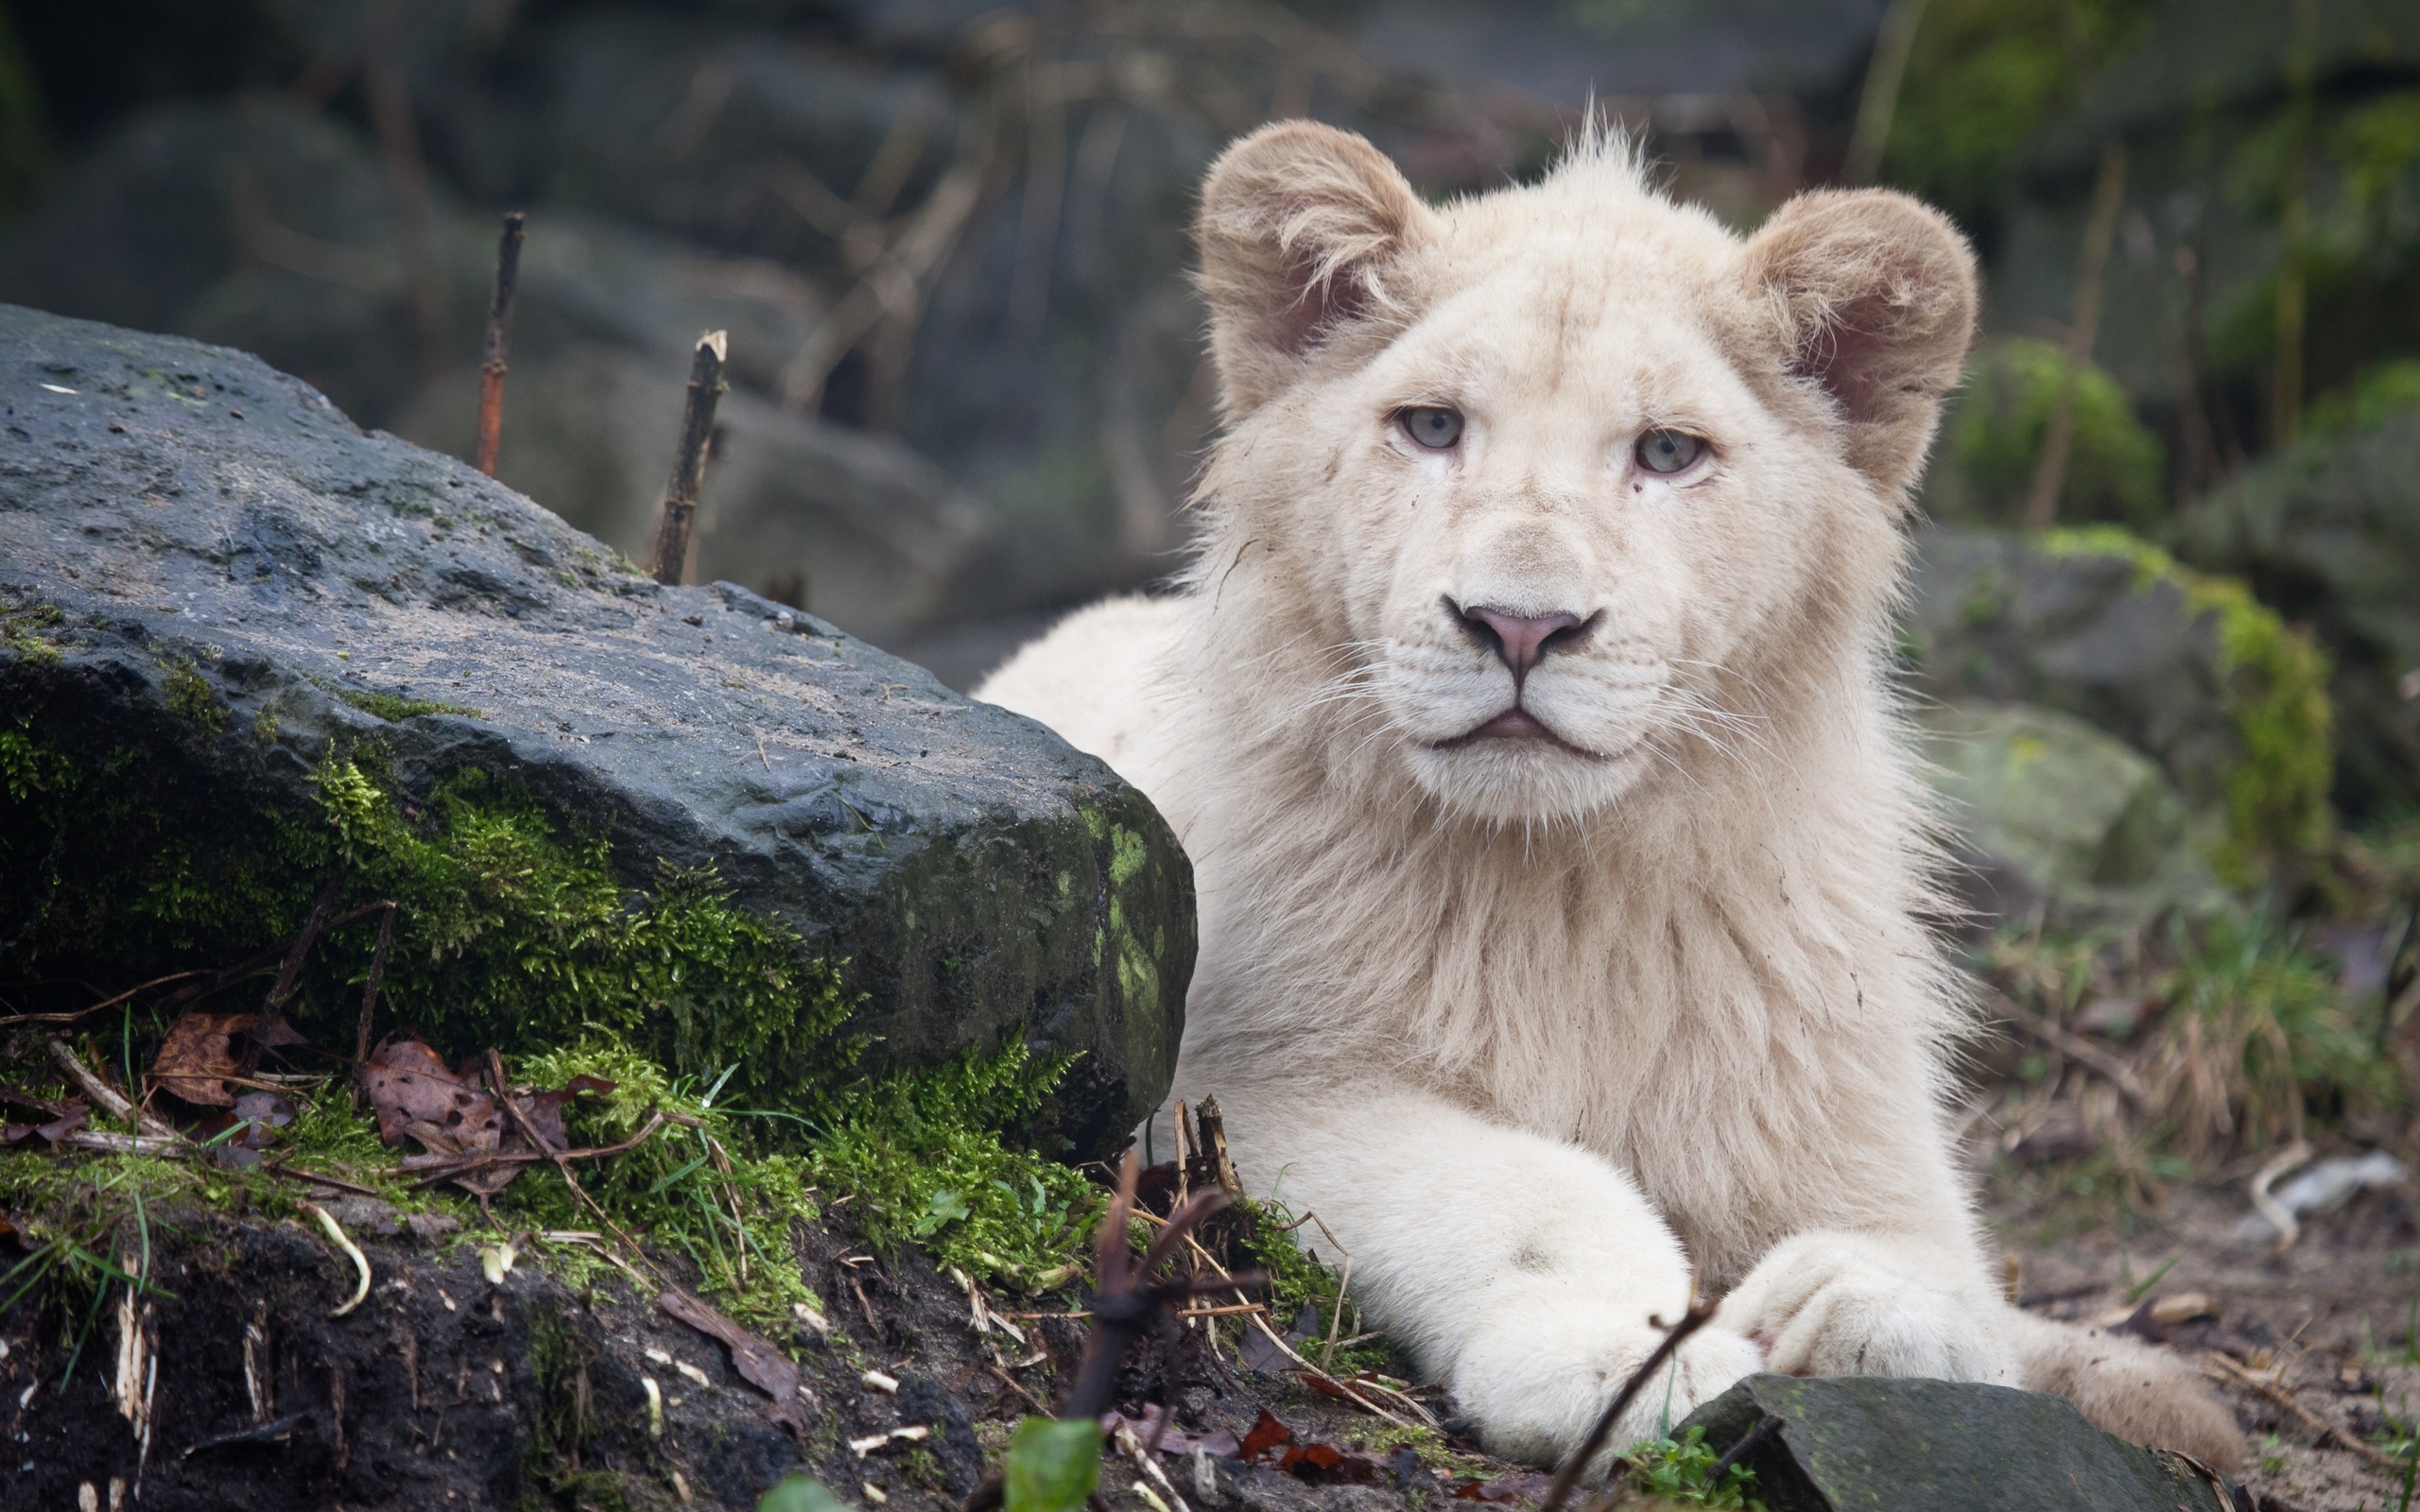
[1193,127,1975,825]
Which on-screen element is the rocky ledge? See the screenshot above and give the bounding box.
[0,303,1190,1155]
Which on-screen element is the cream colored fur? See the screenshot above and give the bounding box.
[977,123,2241,1471]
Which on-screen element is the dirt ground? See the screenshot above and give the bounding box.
[1996,1173,2420,1512]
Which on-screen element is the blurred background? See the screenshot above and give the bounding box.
[5,0,2420,1314]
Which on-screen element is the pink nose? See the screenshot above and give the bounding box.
[1454,603,1593,683]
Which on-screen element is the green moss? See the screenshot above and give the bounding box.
[340,689,481,722]
[1945,338,2167,533]
[2,724,1098,1307]
[1,593,61,665]
[159,657,226,735]
[2040,526,2334,882]
[804,1036,1096,1289]
[1236,1195,1392,1378]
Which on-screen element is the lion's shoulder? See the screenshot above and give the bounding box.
[975,593,1187,799]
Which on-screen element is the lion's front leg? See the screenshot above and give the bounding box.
[1205,1085,1764,1471]
[1714,1228,2018,1383]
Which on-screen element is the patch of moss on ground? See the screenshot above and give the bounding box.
[1235,1194,1394,1379]
[339,689,481,722]
[2,723,1101,1311]
[804,1036,1098,1289]
[2041,525,2334,882]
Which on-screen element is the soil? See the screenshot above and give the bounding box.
[0,1187,1506,1512]
[1996,1176,2420,1512]
[8,1145,2411,1512]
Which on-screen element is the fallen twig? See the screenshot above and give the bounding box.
[1539,1295,1720,1512]
[651,330,729,586]
[1992,991,2150,1111]
[2203,1352,2403,1475]
[1704,1412,1785,1483]
[46,1036,180,1141]
[0,971,206,1028]
[300,1200,372,1317]
[57,1130,188,1157]
[474,211,527,477]
[405,1110,667,1184]
[264,1162,383,1198]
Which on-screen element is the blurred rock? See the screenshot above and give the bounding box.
[2178,404,2420,822]
[0,96,828,427]
[1905,527,2334,881]
[390,343,994,644]
[1917,700,2224,931]
[1677,1375,2238,1512]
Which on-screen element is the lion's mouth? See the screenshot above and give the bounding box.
[1434,706,1608,760]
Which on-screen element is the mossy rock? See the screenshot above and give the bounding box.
[1904,525,2332,886]
[1676,1375,2237,1512]
[2178,402,2420,823]
[1929,337,2168,535]
[0,303,1190,1158]
[1916,700,2226,930]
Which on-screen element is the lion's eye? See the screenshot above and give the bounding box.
[1635,430,1704,474]
[1399,406,1464,451]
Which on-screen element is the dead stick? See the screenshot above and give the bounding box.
[651,331,729,586]
[249,877,343,1074]
[1705,1412,1785,1483]
[45,1036,180,1141]
[473,211,526,477]
[0,971,207,1028]
[353,902,397,1064]
[1539,1297,1719,1512]
[1992,991,2150,1110]
[2204,1353,2404,1475]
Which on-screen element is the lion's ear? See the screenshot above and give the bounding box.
[1195,121,1434,416]
[1742,189,1978,493]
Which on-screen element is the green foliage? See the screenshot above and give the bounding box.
[1235,1195,1392,1377]
[1615,1426,1762,1509]
[758,1478,851,1512]
[1943,339,2167,533]
[1,594,61,666]
[338,689,480,722]
[2308,358,2420,438]
[1880,0,2154,224]
[159,658,226,735]
[804,1037,1097,1289]
[1003,1416,1101,1512]
[515,1033,821,1326]
[2039,527,2334,879]
[2152,908,2393,1157]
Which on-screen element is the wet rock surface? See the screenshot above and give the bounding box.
[0,303,1190,1156]
[1679,1375,2240,1512]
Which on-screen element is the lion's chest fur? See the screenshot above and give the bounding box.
[1174,753,1960,1287]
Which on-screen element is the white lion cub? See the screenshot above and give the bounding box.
[978,122,2241,1470]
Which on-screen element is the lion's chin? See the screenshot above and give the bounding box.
[1406,731,1651,826]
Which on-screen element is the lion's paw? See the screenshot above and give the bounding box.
[1448,1297,1765,1470]
[1719,1231,2016,1383]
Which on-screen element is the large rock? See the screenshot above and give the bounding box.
[1904,526,2333,883]
[0,304,1190,1156]
[1677,1375,2238,1512]
[2179,404,2420,822]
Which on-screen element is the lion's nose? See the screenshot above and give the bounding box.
[1452,602,1596,684]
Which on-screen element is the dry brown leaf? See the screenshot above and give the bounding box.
[151,1010,312,1106]
[658,1288,811,1435]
